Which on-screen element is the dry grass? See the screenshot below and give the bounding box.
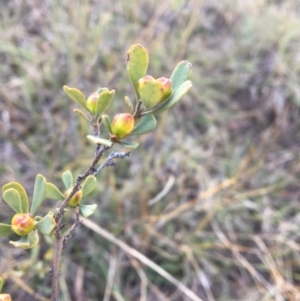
[1,0,300,300]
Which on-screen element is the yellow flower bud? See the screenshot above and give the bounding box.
[110,113,134,141]
[65,189,83,207]
[0,294,12,301]
[137,75,172,109]
[11,213,35,236]
[86,92,98,114]
[157,77,172,101]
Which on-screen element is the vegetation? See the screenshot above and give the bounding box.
[1,0,300,300]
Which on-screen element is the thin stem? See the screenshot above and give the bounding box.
[94,151,130,176]
[50,146,130,301]
[51,236,63,301]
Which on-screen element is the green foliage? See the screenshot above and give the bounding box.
[126,44,149,100]
[46,182,65,200]
[0,43,192,301]
[2,182,29,213]
[9,229,39,249]
[62,170,73,190]
[35,213,56,235]
[30,174,47,215]
[63,86,88,112]
[2,188,23,213]
[130,114,157,136]
[170,60,192,92]
[82,176,97,197]
[94,90,115,120]
[78,204,97,218]
[0,224,13,238]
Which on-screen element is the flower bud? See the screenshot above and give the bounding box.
[110,113,134,140]
[137,75,172,109]
[86,88,109,114]
[11,213,35,236]
[86,92,98,114]
[0,294,11,301]
[65,189,83,207]
[157,77,172,101]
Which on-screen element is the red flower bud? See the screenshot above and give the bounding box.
[11,213,35,236]
[65,189,83,207]
[110,113,134,140]
[0,294,12,301]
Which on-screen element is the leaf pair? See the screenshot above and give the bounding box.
[63,85,115,122]
[126,44,192,115]
[2,174,47,216]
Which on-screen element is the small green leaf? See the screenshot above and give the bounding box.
[0,223,13,238]
[118,140,139,149]
[95,90,115,120]
[9,230,39,249]
[73,108,91,122]
[46,183,65,200]
[79,204,97,218]
[30,174,46,215]
[35,213,56,235]
[130,114,157,136]
[2,182,29,213]
[143,80,192,114]
[82,175,97,197]
[63,85,88,111]
[170,61,192,92]
[62,170,73,190]
[86,136,113,147]
[102,114,112,133]
[3,188,23,213]
[126,44,149,100]
[124,96,134,114]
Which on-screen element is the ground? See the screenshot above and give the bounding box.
[1,0,300,300]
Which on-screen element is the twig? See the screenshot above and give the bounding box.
[51,144,109,301]
[51,146,131,301]
[94,151,130,176]
[82,217,204,301]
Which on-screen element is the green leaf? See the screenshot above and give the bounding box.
[170,61,192,92]
[73,108,91,122]
[30,174,46,215]
[82,175,97,197]
[0,223,13,238]
[95,90,115,120]
[35,213,56,235]
[126,44,149,100]
[46,183,65,200]
[63,85,88,111]
[86,136,113,147]
[62,170,73,190]
[118,140,139,149]
[9,230,39,249]
[2,182,28,213]
[3,188,23,213]
[79,204,97,218]
[124,96,134,114]
[130,114,157,136]
[102,114,112,133]
[143,80,192,114]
